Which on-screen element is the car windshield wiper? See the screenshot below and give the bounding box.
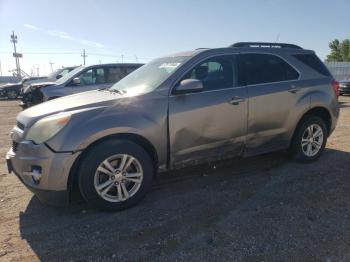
[106,89,126,95]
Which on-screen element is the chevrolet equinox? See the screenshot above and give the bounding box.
[6,42,339,211]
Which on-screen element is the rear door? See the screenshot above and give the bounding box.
[169,55,248,167]
[237,53,302,154]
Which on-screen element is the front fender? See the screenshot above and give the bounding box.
[46,94,169,168]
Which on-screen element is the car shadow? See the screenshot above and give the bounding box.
[18,148,350,260]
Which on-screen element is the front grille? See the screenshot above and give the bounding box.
[17,121,25,130]
[12,141,19,153]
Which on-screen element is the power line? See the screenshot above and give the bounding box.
[0,51,153,60]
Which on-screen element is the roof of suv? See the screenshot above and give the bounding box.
[169,42,315,58]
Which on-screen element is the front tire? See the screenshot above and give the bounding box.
[291,116,328,163]
[78,139,154,211]
[6,90,19,99]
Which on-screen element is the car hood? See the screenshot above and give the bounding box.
[22,81,57,93]
[17,90,124,127]
[0,83,21,89]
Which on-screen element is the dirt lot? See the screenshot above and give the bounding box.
[0,97,350,261]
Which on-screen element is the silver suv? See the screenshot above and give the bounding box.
[20,63,143,108]
[6,42,339,211]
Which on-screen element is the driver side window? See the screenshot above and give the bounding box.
[183,56,235,91]
[77,69,94,85]
[75,68,106,86]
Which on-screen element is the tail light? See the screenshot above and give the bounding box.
[332,80,340,99]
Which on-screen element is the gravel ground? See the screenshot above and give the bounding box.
[0,97,350,261]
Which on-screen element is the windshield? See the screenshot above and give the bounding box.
[55,66,84,85]
[110,56,190,95]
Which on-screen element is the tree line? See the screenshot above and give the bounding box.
[326,39,350,62]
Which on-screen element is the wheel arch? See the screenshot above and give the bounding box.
[290,106,332,147]
[67,133,159,197]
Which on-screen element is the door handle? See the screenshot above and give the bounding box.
[288,85,301,93]
[229,96,245,105]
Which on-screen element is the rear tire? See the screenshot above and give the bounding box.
[291,116,328,163]
[78,139,154,211]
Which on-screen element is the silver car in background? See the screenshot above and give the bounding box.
[21,66,77,91]
[7,42,339,211]
[20,63,143,108]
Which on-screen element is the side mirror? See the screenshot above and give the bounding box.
[175,79,203,94]
[56,74,62,79]
[72,77,81,85]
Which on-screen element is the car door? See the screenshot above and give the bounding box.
[169,55,248,167]
[237,53,302,155]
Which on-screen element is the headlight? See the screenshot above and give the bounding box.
[25,113,71,144]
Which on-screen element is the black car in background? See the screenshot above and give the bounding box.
[339,80,350,95]
[0,66,77,99]
[0,76,44,99]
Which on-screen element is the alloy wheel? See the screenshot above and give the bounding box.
[94,154,143,202]
[301,124,324,157]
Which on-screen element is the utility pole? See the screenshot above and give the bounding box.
[134,55,139,63]
[81,49,87,66]
[121,54,124,63]
[0,59,2,76]
[36,64,40,76]
[10,31,21,77]
[49,61,54,73]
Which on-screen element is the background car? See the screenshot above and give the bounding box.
[0,67,76,100]
[339,80,350,95]
[0,76,45,99]
[20,63,143,108]
[21,66,77,92]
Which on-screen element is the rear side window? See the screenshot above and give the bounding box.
[238,54,299,86]
[293,54,331,76]
[106,67,125,83]
[105,67,139,83]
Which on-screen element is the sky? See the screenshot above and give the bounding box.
[0,0,349,76]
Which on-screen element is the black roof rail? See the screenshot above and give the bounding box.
[231,42,303,49]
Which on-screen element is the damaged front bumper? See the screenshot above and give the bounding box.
[20,89,44,108]
[6,139,81,206]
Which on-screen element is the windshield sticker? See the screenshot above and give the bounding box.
[159,63,181,69]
